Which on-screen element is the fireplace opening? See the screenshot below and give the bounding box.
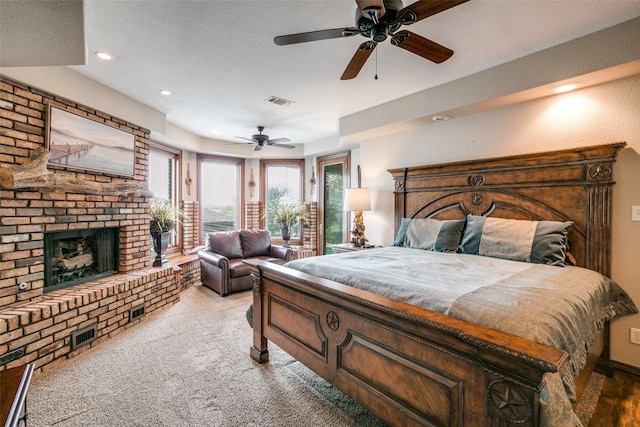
[44,228,119,292]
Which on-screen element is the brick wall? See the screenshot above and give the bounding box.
[244,201,261,229]
[304,202,317,254]
[0,76,152,305]
[0,267,180,371]
[181,200,200,251]
[0,76,186,372]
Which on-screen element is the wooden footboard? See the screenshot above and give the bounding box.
[247,260,569,427]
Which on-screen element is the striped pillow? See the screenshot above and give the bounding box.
[402,218,466,252]
[458,215,572,266]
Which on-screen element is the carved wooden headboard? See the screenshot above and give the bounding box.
[388,142,626,276]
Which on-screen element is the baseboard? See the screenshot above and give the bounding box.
[609,361,640,383]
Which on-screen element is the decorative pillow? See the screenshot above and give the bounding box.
[393,218,411,246]
[458,215,572,266]
[240,229,271,258]
[402,218,466,252]
[208,230,243,259]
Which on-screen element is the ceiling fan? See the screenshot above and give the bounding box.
[274,0,469,80]
[236,126,295,151]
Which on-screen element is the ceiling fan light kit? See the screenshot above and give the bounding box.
[274,0,470,80]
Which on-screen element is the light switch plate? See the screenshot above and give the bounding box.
[632,206,640,222]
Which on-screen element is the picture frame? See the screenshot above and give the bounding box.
[46,105,136,177]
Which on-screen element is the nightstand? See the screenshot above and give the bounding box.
[331,243,380,254]
[287,246,315,260]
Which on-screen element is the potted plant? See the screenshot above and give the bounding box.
[267,202,310,248]
[149,197,184,266]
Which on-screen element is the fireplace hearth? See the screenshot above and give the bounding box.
[44,228,119,291]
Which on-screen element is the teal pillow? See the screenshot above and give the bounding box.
[458,215,572,266]
[402,218,466,252]
[393,218,411,246]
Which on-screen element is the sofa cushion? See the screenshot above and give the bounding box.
[228,258,250,278]
[240,229,271,258]
[207,231,243,259]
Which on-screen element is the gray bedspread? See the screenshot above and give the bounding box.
[285,247,637,426]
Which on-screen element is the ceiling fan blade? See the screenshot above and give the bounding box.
[266,137,291,144]
[274,28,359,46]
[341,41,377,80]
[391,30,453,63]
[271,143,296,149]
[399,0,469,25]
[236,136,257,143]
[356,0,386,23]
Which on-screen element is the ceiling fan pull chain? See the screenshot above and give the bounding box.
[375,48,378,80]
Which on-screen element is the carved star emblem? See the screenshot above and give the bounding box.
[326,311,340,331]
[489,381,530,422]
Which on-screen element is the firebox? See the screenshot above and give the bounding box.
[44,228,119,291]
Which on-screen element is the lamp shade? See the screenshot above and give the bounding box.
[344,188,371,212]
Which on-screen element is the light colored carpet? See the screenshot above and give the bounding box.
[28,285,385,427]
[28,284,601,426]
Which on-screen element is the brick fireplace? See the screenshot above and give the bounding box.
[44,227,120,291]
[0,76,181,372]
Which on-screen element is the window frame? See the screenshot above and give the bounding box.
[197,154,245,237]
[260,158,305,247]
[148,141,182,256]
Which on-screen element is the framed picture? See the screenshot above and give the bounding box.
[46,105,136,177]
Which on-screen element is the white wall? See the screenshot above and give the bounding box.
[360,74,640,367]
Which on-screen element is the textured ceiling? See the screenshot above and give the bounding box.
[4,1,640,151]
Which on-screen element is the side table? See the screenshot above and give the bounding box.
[287,246,315,260]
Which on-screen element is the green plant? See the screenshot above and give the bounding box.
[149,197,185,234]
[267,202,310,229]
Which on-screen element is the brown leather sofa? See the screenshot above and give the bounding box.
[198,229,292,296]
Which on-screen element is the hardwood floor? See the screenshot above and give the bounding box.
[589,372,640,426]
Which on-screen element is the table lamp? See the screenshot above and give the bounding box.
[344,187,371,247]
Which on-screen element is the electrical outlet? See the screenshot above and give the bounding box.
[631,328,640,345]
[633,206,640,222]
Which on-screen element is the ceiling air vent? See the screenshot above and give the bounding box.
[71,324,97,351]
[265,96,295,107]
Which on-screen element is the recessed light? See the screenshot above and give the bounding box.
[159,90,172,96]
[95,51,113,61]
[554,83,580,93]
[432,115,451,121]
[210,129,222,135]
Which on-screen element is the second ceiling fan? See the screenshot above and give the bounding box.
[236,126,295,151]
[274,0,469,80]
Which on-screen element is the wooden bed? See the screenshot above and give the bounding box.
[246,142,626,426]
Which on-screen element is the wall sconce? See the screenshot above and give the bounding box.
[248,168,256,198]
[309,166,316,195]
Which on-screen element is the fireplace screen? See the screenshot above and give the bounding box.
[44,228,119,291]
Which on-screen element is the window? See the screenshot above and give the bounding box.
[261,159,304,244]
[149,143,181,250]
[198,155,244,236]
[317,152,350,254]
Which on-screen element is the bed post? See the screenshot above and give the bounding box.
[393,168,408,233]
[249,265,269,363]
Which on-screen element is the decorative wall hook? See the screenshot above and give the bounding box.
[310,165,316,195]
[248,168,256,198]
[185,162,193,196]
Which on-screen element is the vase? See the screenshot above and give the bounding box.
[151,231,171,266]
[281,226,291,248]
